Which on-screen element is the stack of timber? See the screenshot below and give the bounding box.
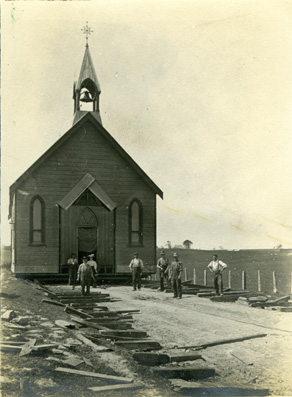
[41,285,163,352]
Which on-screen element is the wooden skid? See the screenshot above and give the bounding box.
[153,367,215,380]
[55,367,133,383]
[115,340,161,350]
[99,330,148,338]
[210,295,239,302]
[133,352,203,366]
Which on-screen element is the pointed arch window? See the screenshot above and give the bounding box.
[129,199,143,245]
[30,196,45,244]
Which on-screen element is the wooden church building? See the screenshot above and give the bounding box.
[9,43,163,276]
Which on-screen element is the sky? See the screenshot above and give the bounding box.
[2,0,292,249]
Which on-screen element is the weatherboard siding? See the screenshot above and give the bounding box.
[12,119,157,274]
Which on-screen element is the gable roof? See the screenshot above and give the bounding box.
[58,173,116,211]
[9,112,163,216]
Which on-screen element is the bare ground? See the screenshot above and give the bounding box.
[1,267,292,396]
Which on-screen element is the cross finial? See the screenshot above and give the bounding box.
[81,22,93,47]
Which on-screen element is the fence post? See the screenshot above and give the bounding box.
[257,270,261,292]
[273,271,278,294]
[228,270,231,289]
[193,268,196,285]
[184,268,188,282]
[242,271,246,290]
[291,272,292,294]
[154,273,157,281]
[204,270,207,285]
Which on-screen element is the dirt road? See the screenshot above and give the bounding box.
[1,267,292,396]
[102,285,292,396]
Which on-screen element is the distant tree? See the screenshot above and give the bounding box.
[219,246,225,250]
[166,241,172,249]
[174,244,184,249]
[183,240,193,249]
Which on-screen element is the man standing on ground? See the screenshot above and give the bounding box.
[67,253,78,290]
[168,253,183,299]
[207,254,227,296]
[157,251,169,291]
[77,256,95,296]
[88,254,98,288]
[129,253,144,291]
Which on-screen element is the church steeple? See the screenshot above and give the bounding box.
[73,23,102,125]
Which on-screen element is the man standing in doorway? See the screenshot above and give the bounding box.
[129,253,144,291]
[168,253,183,299]
[77,256,95,296]
[88,254,98,288]
[157,251,169,291]
[207,254,228,296]
[67,253,78,290]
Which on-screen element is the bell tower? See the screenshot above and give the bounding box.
[73,23,102,125]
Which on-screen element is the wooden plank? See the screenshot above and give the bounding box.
[42,298,65,307]
[99,330,148,338]
[170,380,269,396]
[133,352,169,365]
[177,333,267,350]
[75,332,112,352]
[55,367,133,383]
[250,295,290,307]
[64,305,94,319]
[88,384,143,392]
[169,353,204,363]
[87,317,133,323]
[0,344,23,352]
[210,295,239,302]
[114,340,161,350]
[133,352,203,365]
[32,343,59,351]
[70,317,109,331]
[153,367,215,380]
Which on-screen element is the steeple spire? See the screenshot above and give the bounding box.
[73,23,102,125]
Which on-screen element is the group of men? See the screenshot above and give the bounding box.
[67,253,98,296]
[129,251,227,298]
[129,251,184,298]
[68,250,227,298]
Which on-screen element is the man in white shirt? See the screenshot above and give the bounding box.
[129,253,144,291]
[207,254,227,296]
[87,254,98,288]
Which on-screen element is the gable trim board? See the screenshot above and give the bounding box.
[58,173,116,211]
[9,112,163,217]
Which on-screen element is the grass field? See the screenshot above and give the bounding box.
[157,248,292,294]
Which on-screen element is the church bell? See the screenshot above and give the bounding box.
[80,91,94,103]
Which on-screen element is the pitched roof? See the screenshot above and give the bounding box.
[76,46,101,92]
[58,173,116,211]
[9,112,163,216]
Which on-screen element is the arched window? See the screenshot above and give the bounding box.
[129,199,143,245]
[30,196,45,244]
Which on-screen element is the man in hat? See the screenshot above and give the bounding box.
[77,256,95,296]
[157,251,169,291]
[167,253,183,298]
[67,253,78,290]
[207,254,227,296]
[87,254,98,288]
[129,253,144,291]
